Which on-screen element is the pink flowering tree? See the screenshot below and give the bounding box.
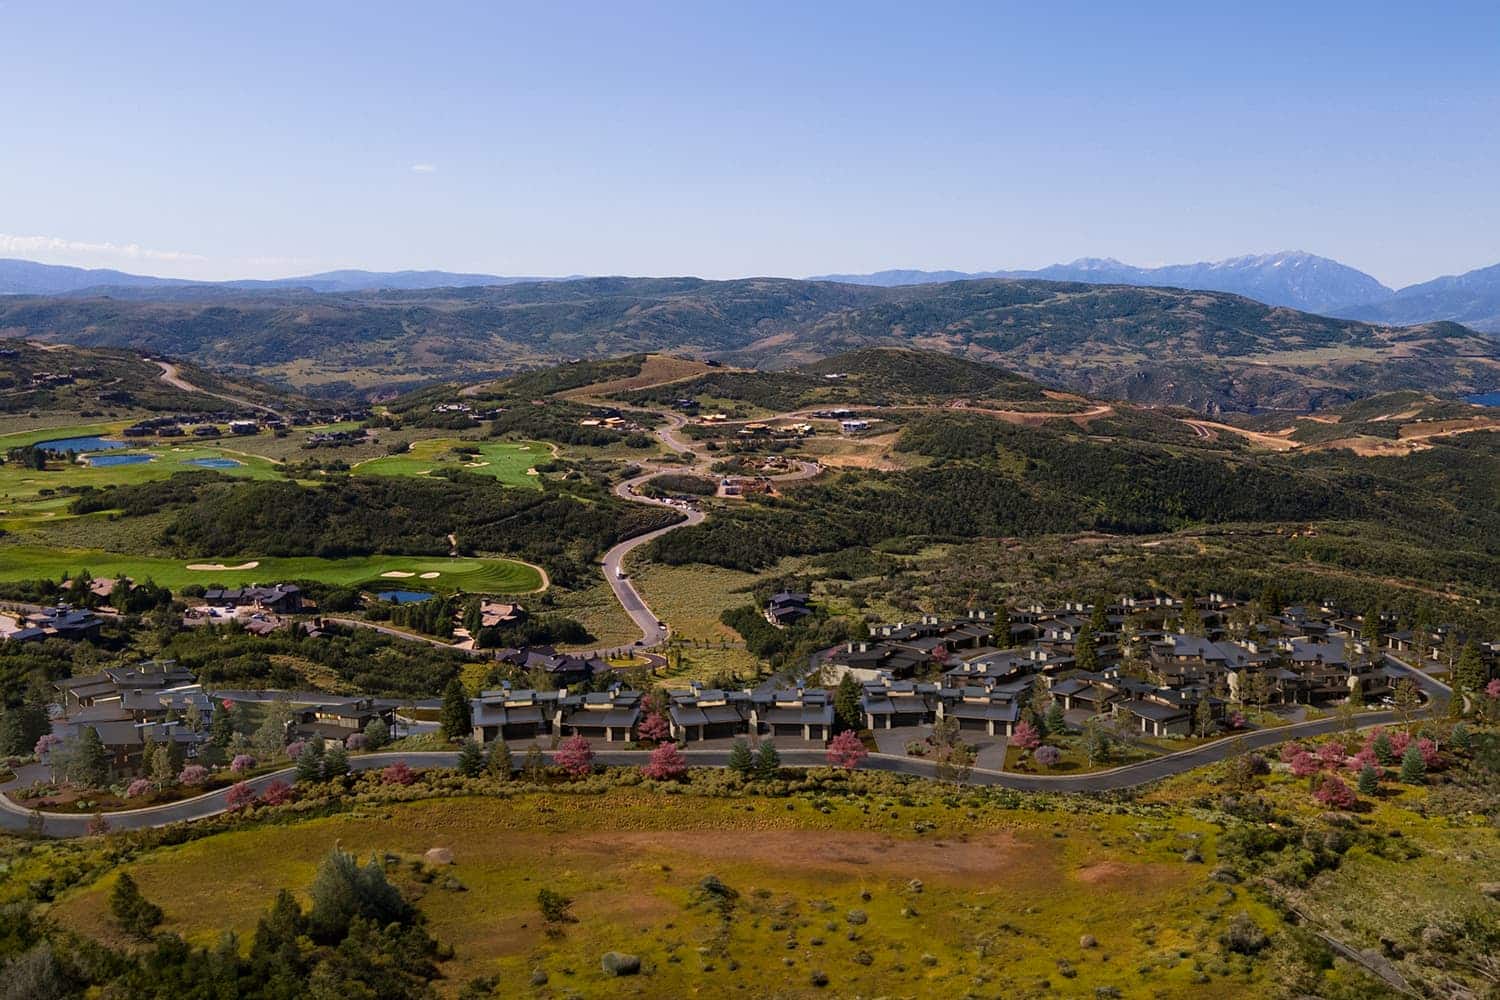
[34,733,62,757]
[125,778,154,799]
[225,781,257,811]
[554,735,594,779]
[285,740,307,760]
[637,711,671,744]
[826,730,868,770]
[1487,678,1500,700]
[1388,730,1412,757]
[229,754,256,774]
[1227,712,1247,731]
[178,764,209,787]
[261,780,293,805]
[1034,745,1061,768]
[381,761,416,785]
[1416,737,1441,769]
[345,732,368,751]
[1313,774,1357,809]
[1010,720,1041,751]
[1316,741,1347,770]
[643,742,688,780]
[1278,741,1307,765]
[1289,751,1320,778]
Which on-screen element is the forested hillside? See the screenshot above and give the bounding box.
[4,277,1495,410]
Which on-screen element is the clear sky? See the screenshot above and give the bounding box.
[2,1,1498,287]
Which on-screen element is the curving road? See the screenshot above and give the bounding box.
[1,655,1445,838]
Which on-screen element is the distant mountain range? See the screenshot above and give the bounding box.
[0,259,564,296]
[814,251,1500,332]
[7,250,1499,332]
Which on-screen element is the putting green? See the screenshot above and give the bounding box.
[353,439,549,488]
[0,547,545,594]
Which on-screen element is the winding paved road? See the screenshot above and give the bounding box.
[1,656,1447,838]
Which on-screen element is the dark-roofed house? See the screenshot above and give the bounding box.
[1115,689,1200,738]
[494,646,603,688]
[559,688,642,742]
[470,687,561,744]
[8,605,103,642]
[753,689,835,742]
[202,584,303,614]
[859,677,939,730]
[292,699,395,747]
[766,591,812,627]
[667,687,753,742]
[937,687,1020,737]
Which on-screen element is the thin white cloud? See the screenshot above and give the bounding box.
[410,163,438,174]
[0,233,207,265]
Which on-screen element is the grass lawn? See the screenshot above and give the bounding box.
[628,561,763,676]
[0,545,543,593]
[0,442,284,504]
[47,789,1271,999]
[354,439,550,488]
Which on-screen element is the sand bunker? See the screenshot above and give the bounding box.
[186,561,260,572]
[380,571,416,578]
[419,572,440,579]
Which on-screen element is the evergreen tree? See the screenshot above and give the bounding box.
[1361,606,1382,648]
[110,873,164,940]
[833,674,863,733]
[456,737,484,777]
[755,741,781,781]
[1258,583,1283,619]
[1089,598,1109,633]
[296,741,326,783]
[1044,700,1066,735]
[993,607,1013,648]
[209,707,235,748]
[727,738,754,777]
[440,679,472,741]
[324,744,350,778]
[1399,744,1426,784]
[1450,722,1472,754]
[363,716,390,750]
[0,700,49,757]
[1179,600,1206,637]
[1454,643,1486,701]
[1371,729,1394,765]
[1356,763,1380,796]
[1073,625,1098,673]
[71,725,110,789]
[486,741,513,779]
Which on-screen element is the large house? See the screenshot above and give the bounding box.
[2,605,104,643]
[666,686,753,742]
[202,585,303,614]
[471,687,563,744]
[558,689,642,742]
[753,689,835,742]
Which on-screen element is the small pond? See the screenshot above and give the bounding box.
[85,453,154,467]
[187,457,245,469]
[376,590,434,604]
[1467,391,1500,407]
[37,435,126,453]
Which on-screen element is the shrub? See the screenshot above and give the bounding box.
[261,780,293,805]
[363,718,390,750]
[178,765,209,787]
[1034,745,1061,768]
[1221,912,1268,955]
[110,873,163,940]
[555,735,594,779]
[229,754,256,774]
[1415,737,1440,769]
[346,732,368,751]
[1010,720,1041,751]
[125,778,153,799]
[1312,775,1356,809]
[225,781,257,810]
[643,742,687,781]
[285,740,308,760]
[826,731,868,770]
[1279,741,1306,764]
[637,712,671,743]
[537,888,574,923]
[1288,752,1319,778]
[727,739,753,776]
[382,761,417,786]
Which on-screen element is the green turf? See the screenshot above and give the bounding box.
[0,442,284,504]
[0,546,544,593]
[352,438,549,488]
[0,422,128,450]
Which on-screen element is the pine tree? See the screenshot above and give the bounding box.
[833,674,863,733]
[755,741,781,781]
[1372,729,1394,765]
[457,737,484,777]
[1399,744,1426,784]
[1454,643,1486,701]
[727,739,754,777]
[1044,700,1066,735]
[1450,723,1472,754]
[1073,625,1098,673]
[363,717,390,750]
[440,679,472,741]
[323,744,349,778]
[110,873,163,940]
[487,741,513,779]
[1357,763,1380,795]
[1361,606,1382,648]
[209,706,235,748]
[295,741,326,783]
[994,607,1012,648]
[72,726,110,789]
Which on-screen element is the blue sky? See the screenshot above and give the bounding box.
[2,1,1497,286]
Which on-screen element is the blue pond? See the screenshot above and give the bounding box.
[37,435,125,453]
[188,457,245,469]
[377,590,433,604]
[86,453,154,467]
[1467,391,1500,407]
